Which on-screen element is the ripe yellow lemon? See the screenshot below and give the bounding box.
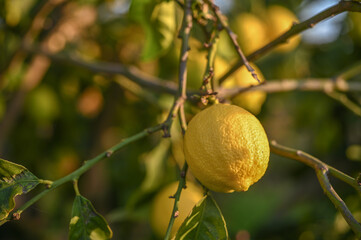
[265,5,300,52]
[150,182,203,238]
[222,64,266,115]
[184,104,270,193]
[231,13,268,54]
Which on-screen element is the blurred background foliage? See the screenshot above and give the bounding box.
[0,0,361,239]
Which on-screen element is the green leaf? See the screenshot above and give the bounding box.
[69,195,113,240]
[0,158,40,220]
[129,0,176,60]
[129,0,153,23]
[175,195,228,240]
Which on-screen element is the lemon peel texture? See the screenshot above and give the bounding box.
[184,104,270,193]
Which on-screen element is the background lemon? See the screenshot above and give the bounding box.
[184,104,270,193]
[150,181,203,238]
[222,64,266,115]
[231,13,268,55]
[265,5,300,52]
[187,47,230,90]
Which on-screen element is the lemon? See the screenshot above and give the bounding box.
[184,104,270,193]
[231,13,268,55]
[265,5,300,52]
[150,182,203,238]
[222,64,266,115]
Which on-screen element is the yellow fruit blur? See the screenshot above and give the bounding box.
[187,50,230,90]
[222,64,266,115]
[265,5,300,52]
[349,12,361,42]
[150,182,203,238]
[216,31,238,61]
[232,13,268,55]
[184,104,270,193]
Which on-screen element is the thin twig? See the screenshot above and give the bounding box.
[201,29,219,92]
[270,141,361,238]
[335,60,361,81]
[207,0,260,83]
[179,104,187,135]
[164,0,193,239]
[326,91,361,117]
[218,1,361,84]
[218,78,361,98]
[73,179,80,196]
[175,0,211,41]
[177,0,192,100]
[162,97,185,138]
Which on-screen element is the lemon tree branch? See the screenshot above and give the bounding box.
[24,45,180,95]
[270,141,361,238]
[335,59,361,81]
[207,0,260,84]
[3,123,166,223]
[325,90,361,117]
[164,0,193,239]
[218,0,361,84]
[218,78,361,98]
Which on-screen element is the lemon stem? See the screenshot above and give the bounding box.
[73,179,80,196]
